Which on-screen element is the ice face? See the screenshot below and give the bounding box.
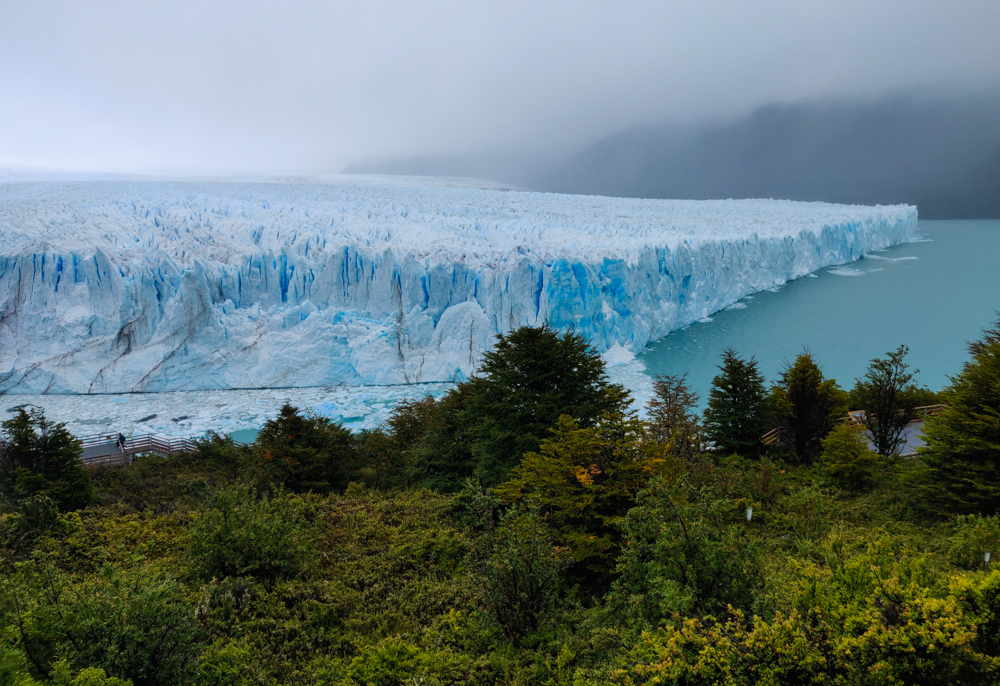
[0,176,917,394]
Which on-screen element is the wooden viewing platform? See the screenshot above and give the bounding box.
[79,433,198,468]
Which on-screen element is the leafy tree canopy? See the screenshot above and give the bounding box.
[494,410,669,589]
[253,404,356,494]
[820,422,881,489]
[416,325,627,490]
[850,345,923,457]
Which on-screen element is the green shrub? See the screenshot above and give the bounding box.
[605,476,762,628]
[495,411,670,587]
[0,634,36,686]
[474,510,565,640]
[948,515,1000,570]
[49,661,132,686]
[820,422,881,488]
[12,563,199,686]
[187,484,317,582]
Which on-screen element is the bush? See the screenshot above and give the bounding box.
[12,563,200,686]
[49,661,132,686]
[948,515,1000,570]
[187,484,317,582]
[606,476,763,628]
[494,411,670,588]
[0,635,36,686]
[0,409,91,512]
[474,510,565,640]
[820,422,881,488]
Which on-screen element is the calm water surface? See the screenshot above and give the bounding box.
[637,219,1000,402]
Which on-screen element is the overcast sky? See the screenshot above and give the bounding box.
[2,0,999,175]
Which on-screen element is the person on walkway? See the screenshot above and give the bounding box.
[116,433,127,455]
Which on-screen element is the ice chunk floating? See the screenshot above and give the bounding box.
[0,176,916,394]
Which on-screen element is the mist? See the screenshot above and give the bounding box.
[2,0,999,176]
[532,93,1000,218]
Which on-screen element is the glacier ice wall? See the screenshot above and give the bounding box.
[0,176,917,394]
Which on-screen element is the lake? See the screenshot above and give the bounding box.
[636,219,1000,404]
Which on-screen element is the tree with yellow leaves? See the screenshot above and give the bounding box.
[494,409,672,590]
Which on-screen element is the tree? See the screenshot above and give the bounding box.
[921,320,1000,514]
[253,404,356,493]
[412,385,478,492]
[703,348,770,457]
[416,325,627,490]
[851,345,922,457]
[0,409,92,512]
[770,352,847,462]
[646,373,702,458]
[494,410,668,589]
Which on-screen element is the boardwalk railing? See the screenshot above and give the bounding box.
[847,404,947,426]
[78,433,198,468]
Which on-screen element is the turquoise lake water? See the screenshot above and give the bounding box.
[637,220,1000,403]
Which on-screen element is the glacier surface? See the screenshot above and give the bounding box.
[0,175,917,395]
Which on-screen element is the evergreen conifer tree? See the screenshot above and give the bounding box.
[468,326,627,486]
[0,407,92,511]
[921,320,1000,514]
[703,348,769,457]
[770,352,847,462]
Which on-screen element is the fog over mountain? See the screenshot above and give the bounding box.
[535,94,1000,218]
[349,94,1000,218]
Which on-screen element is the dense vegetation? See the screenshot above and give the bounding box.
[1,322,999,685]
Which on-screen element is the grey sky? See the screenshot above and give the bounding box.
[2,0,999,175]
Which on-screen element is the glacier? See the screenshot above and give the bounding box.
[0,175,917,395]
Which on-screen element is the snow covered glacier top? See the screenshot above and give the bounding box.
[0,176,916,394]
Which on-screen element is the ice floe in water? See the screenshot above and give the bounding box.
[4,363,651,440]
[5,384,454,439]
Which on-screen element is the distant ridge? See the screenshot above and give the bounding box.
[533,95,1000,219]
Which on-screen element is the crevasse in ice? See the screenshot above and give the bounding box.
[0,175,917,394]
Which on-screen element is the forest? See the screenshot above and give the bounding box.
[1,321,999,686]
